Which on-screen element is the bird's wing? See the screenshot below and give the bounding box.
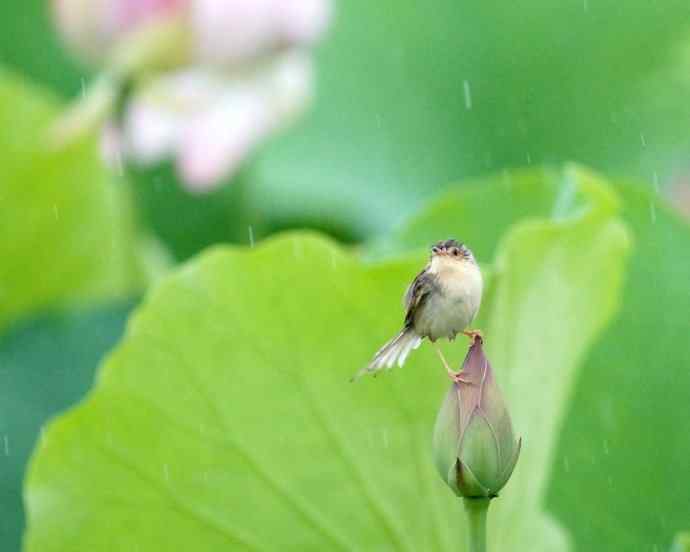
[403,267,436,327]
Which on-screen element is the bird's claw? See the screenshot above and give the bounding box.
[463,329,483,344]
[448,370,474,385]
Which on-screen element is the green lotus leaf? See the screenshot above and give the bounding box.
[24,168,628,550]
[0,69,143,330]
[546,183,690,550]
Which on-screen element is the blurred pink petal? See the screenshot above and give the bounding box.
[123,98,181,165]
[191,0,276,63]
[191,0,332,64]
[121,69,228,165]
[266,51,314,121]
[177,90,270,191]
[176,53,313,191]
[109,0,186,33]
[279,0,333,44]
[53,0,186,62]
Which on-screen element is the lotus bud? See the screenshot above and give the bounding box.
[432,337,521,499]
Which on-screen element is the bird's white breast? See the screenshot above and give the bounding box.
[418,257,483,340]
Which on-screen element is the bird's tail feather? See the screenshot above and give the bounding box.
[352,328,422,380]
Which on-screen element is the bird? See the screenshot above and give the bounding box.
[355,239,483,380]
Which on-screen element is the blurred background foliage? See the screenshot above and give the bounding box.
[0,303,135,552]
[2,0,690,255]
[0,0,689,551]
[0,71,146,332]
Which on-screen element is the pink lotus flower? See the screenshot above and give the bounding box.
[52,0,332,192]
[121,53,313,192]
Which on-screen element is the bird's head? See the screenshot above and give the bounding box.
[431,239,475,263]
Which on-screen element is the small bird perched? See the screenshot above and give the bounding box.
[356,239,483,380]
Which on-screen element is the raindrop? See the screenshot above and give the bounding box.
[603,439,609,455]
[640,132,646,148]
[330,250,337,270]
[53,205,59,221]
[563,456,570,472]
[80,77,87,98]
[526,152,532,165]
[649,201,656,224]
[652,171,659,192]
[382,428,389,449]
[3,435,8,456]
[463,80,472,110]
[583,0,588,12]
[376,114,382,129]
[163,463,170,482]
[248,226,255,247]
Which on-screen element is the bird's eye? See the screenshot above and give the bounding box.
[432,247,439,254]
[452,248,459,256]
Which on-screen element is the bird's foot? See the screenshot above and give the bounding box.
[463,329,483,344]
[449,370,474,385]
[435,343,475,384]
[435,346,452,373]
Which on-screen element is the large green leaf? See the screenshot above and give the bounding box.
[546,185,690,551]
[24,169,628,550]
[0,69,142,330]
[0,302,134,552]
[484,169,629,550]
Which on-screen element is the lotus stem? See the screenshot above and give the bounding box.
[463,497,490,552]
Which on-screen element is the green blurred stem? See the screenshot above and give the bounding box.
[463,498,490,552]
